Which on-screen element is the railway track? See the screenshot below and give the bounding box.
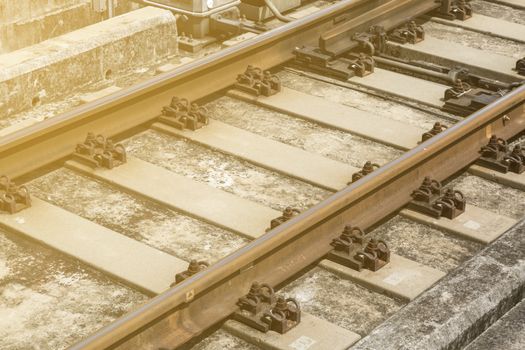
[0,0,524,349]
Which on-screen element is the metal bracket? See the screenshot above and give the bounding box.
[476,136,525,174]
[420,122,447,143]
[408,177,466,219]
[433,0,472,21]
[210,6,243,39]
[0,175,31,214]
[515,57,525,76]
[350,161,379,184]
[171,260,209,287]
[160,97,209,131]
[74,133,127,169]
[504,145,525,174]
[328,225,390,272]
[293,20,423,81]
[293,46,376,80]
[267,207,300,232]
[234,282,301,334]
[442,80,504,117]
[388,20,425,44]
[234,65,281,96]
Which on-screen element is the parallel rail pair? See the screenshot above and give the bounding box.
[0,0,523,349]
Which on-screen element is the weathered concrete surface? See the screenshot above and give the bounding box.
[0,197,187,295]
[0,1,142,53]
[464,298,525,350]
[224,313,361,350]
[189,329,260,350]
[0,6,177,117]
[228,87,424,151]
[386,36,522,82]
[206,95,402,169]
[66,157,279,239]
[400,205,516,244]
[153,120,355,191]
[469,164,525,191]
[346,67,446,109]
[431,13,525,43]
[123,129,330,212]
[422,21,525,59]
[472,0,525,19]
[280,267,404,336]
[0,228,148,350]
[320,254,446,302]
[0,0,82,23]
[351,219,525,350]
[1,1,92,54]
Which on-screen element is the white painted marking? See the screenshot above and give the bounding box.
[382,270,420,286]
[14,217,25,224]
[464,220,481,231]
[289,336,317,350]
[383,272,406,286]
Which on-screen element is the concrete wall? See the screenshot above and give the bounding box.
[0,1,143,53]
[0,0,85,24]
[0,6,178,117]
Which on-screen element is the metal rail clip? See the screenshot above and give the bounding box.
[293,17,430,81]
[388,20,425,45]
[171,260,209,287]
[328,225,390,272]
[160,97,209,131]
[293,46,376,80]
[74,133,127,169]
[266,207,300,232]
[420,122,448,143]
[234,282,301,334]
[515,57,525,76]
[408,177,466,219]
[432,0,472,21]
[350,161,380,184]
[476,135,525,174]
[0,175,31,214]
[234,65,281,97]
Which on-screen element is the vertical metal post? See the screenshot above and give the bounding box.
[108,0,115,18]
[92,0,115,18]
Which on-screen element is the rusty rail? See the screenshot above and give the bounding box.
[71,86,525,349]
[76,88,525,349]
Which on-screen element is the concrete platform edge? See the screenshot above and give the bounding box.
[350,219,525,350]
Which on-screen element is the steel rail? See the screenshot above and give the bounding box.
[77,87,525,350]
[71,90,525,349]
[1,0,397,180]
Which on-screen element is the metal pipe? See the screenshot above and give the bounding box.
[374,55,453,82]
[142,0,241,18]
[108,0,114,18]
[264,0,293,22]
